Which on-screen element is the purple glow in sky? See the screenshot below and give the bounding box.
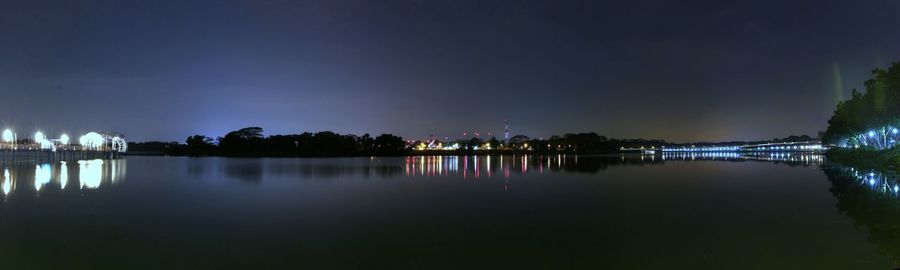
[1,0,899,142]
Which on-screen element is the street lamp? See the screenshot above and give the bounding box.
[60,134,69,145]
[2,129,11,143]
[34,131,45,143]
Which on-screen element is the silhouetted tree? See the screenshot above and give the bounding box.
[184,135,216,155]
[218,127,265,155]
[373,134,407,155]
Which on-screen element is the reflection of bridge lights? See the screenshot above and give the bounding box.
[34,164,51,191]
[79,159,104,189]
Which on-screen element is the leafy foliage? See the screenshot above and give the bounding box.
[173,127,410,157]
[824,62,900,145]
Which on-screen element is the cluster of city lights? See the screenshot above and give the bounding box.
[840,126,899,150]
[414,140,462,151]
[0,129,127,152]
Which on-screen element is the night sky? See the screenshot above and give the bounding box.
[2,0,899,142]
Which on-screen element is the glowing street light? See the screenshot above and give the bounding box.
[60,134,70,145]
[2,129,12,142]
[34,131,46,143]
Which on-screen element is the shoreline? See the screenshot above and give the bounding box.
[825,148,900,173]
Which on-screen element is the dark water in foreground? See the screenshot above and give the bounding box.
[0,154,897,269]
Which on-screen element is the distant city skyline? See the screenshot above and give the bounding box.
[2,0,899,142]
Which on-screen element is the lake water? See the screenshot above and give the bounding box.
[0,154,897,269]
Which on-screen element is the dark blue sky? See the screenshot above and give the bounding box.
[1,0,899,142]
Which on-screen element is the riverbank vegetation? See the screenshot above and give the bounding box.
[823,62,900,148]
[823,61,900,169]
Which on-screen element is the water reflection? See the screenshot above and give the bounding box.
[223,158,264,183]
[822,165,900,266]
[34,164,51,191]
[217,157,406,182]
[2,169,11,196]
[79,159,103,189]
[60,161,68,188]
[661,152,824,165]
[402,153,824,178]
[190,154,826,184]
[0,159,126,200]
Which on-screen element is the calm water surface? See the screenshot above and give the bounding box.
[0,154,896,269]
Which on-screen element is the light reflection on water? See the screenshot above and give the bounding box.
[0,159,126,199]
[0,154,821,198]
[2,168,10,195]
[79,159,104,189]
[822,165,900,266]
[0,155,896,269]
[402,153,824,179]
[60,161,68,188]
[34,164,51,191]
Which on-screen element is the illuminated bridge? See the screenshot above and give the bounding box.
[620,141,826,154]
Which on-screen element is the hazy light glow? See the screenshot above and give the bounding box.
[80,132,105,150]
[60,134,70,145]
[34,131,45,143]
[33,131,56,150]
[2,129,12,143]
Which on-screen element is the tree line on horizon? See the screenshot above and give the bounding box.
[823,61,900,149]
[127,128,672,156]
[126,127,817,157]
[147,127,409,157]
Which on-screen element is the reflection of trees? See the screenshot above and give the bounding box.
[555,156,663,174]
[223,159,264,182]
[208,154,824,182]
[217,158,406,181]
[266,163,405,179]
[822,165,900,266]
